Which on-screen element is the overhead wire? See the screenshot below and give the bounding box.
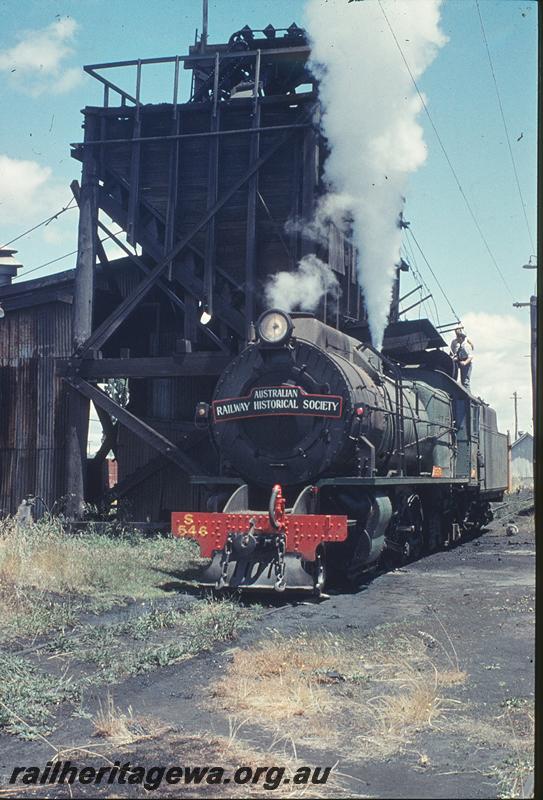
[377,0,513,298]
[475,0,536,255]
[15,228,126,280]
[402,234,440,323]
[407,228,460,324]
[404,227,442,323]
[1,197,77,249]
[399,243,433,322]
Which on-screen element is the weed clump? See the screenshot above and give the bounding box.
[0,652,78,738]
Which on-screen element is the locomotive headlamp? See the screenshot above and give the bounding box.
[194,401,210,429]
[256,309,293,346]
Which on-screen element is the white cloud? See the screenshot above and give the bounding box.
[0,154,64,221]
[0,155,52,218]
[52,66,82,94]
[0,154,76,257]
[0,17,82,95]
[462,311,533,436]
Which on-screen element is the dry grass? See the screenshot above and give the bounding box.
[0,515,200,641]
[93,695,167,746]
[0,722,352,799]
[213,625,467,758]
[216,639,339,723]
[0,515,199,598]
[0,787,48,798]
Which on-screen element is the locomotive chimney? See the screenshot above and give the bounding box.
[0,248,22,286]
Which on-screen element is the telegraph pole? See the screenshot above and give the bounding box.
[511,300,536,427]
[510,391,521,441]
[530,294,537,429]
[513,256,537,433]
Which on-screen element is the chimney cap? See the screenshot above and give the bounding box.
[0,247,23,266]
[0,247,23,286]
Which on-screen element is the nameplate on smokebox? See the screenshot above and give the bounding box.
[212,386,343,422]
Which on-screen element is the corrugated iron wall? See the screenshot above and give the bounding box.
[0,302,72,515]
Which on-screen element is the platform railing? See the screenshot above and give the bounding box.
[83,39,311,110]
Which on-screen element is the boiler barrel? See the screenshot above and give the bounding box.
[210,334,453,486]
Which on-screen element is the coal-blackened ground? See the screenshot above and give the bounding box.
[0,493,534,799]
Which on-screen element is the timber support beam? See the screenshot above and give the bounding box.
[58,353,230,379]
[64,377,207,475]
[65,113,99,519]
[77,118,305,358]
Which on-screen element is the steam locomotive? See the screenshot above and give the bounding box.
[172,309,508,593]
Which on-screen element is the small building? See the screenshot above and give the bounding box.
[510,432,534,489]
[0,263,75,516]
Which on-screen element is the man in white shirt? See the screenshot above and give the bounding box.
[450,326,474,389]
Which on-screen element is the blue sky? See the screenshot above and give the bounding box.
[0,0,537,435]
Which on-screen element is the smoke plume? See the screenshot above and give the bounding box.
[265,254,340,313]
[304,0,447,348]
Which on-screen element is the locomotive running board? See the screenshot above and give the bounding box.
[317,477,473,486]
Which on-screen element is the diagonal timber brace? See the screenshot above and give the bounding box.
[107,428,207,499]
[94,210,228,352]
[102,162,244,293]
[76,118,307,357]
[108,451,168,499]
[97,189,243,341]
[64,376,207,475]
